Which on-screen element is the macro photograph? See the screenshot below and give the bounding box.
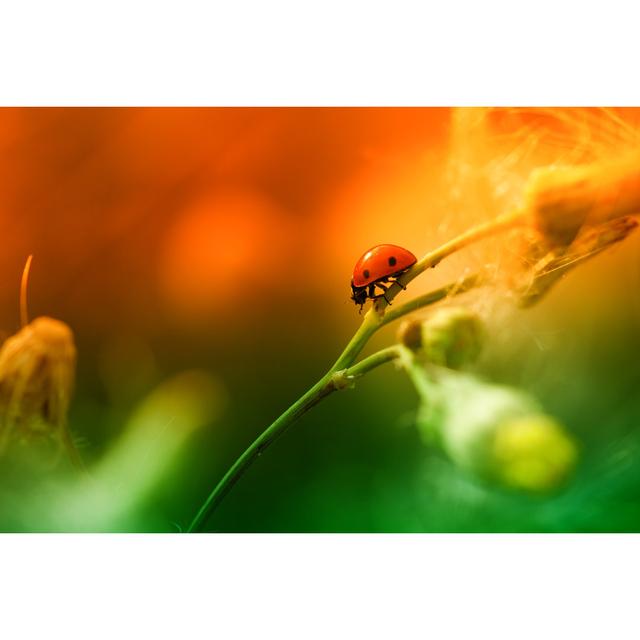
[0,106,638,533]
[3,2,640,637]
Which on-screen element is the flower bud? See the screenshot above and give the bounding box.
[398,307,484,369]
[407,360,578,493]
[397,319,423,352]
[492,415,578,492]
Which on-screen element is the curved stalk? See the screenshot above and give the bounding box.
[338,346,401,381]
[373,208,526,312]
[188,377,333,532]
[188,209,525,532]
[186,276,479,532]
[20,254,33,328]
[380,273,484,327]
[188,346,403,532]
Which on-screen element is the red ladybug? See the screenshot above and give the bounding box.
[350,244,417,310]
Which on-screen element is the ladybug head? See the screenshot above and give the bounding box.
[350,282,368,309]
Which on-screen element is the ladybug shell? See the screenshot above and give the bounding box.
[351,244,417,287]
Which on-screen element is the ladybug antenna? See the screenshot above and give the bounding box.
[20,254,33,328]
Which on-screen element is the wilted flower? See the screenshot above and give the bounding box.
[525,150,640,248]
[513,215,638,307]
[0,317,81,469]
[401,350,578,493]
[500,151,639,306]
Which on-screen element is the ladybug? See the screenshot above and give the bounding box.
[350,244,417,310]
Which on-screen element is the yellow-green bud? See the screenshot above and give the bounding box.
[399,307,484,369]
[411,365,578,493]
[492,415,578,492]
[398,319,423,352]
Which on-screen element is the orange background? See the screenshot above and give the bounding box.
[1,108,639,532]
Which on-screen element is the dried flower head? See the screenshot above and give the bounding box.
[498,150,640,306]
[0,316,81,468]
[526,151,640,248]
[512,215,638,306]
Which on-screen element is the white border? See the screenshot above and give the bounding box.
[0,534,638,639]
[0,1,639,105]
[1,2,639,638]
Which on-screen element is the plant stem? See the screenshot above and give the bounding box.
[187,376,334,532]
[188,209,526,532]
[373,208,527,312]
[380,273,484,327]
[186,277,478,532]
[188,346,403,532]
[339,346,402,380]
[328,272,484,372]
[20,254,33,328]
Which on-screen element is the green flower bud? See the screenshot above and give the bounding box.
[398,307,484,369]
[406,357,578,493]
[397,319,423,352]
[492,415,578,492]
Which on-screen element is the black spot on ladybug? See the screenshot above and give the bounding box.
[363,269,370,279]
[388,256,397,267]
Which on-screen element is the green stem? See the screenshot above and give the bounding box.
[330,309,380,371]
[338,346,401,381]
[187,376,333,532]
[373,209,526,312]
[188,209,524,532]
[187,278,478,532]
[328,272,483,372]
[187,346,402,532]
[380,273,483,327]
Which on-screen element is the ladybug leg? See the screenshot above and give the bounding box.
[384,274,407,290]
[391,276,407,290]
[372,282,392,305]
